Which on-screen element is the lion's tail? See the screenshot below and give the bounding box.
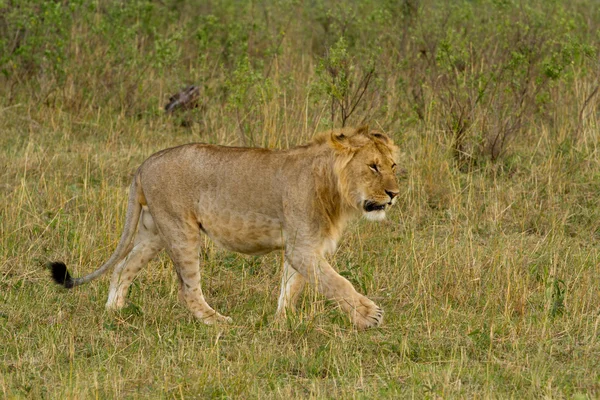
[50,174,143,289]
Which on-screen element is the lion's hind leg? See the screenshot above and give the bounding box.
[106,208,164,310]
[170,244,232,325]
[156,219,231,325]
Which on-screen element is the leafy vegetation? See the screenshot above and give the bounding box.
[1,0,599,397]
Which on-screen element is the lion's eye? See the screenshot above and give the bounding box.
[391,163,397,171]
[369,163,379,173]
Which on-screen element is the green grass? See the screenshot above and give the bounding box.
[2,0,600,398]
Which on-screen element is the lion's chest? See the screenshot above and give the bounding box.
[199,208,284,256]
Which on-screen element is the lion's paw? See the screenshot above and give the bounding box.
[198,311,233,325]
[349,297,384,329]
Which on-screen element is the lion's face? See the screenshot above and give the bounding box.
[347,142,400,221]
[330,127,400,221]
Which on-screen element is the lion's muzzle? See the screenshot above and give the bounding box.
[363,200,388,212]
[363,189,398,213]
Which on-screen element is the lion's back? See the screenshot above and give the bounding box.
[138,143,296,254]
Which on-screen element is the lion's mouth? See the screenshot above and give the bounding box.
[363,201,387,213]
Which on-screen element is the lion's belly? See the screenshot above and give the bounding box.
[200,210,284,256]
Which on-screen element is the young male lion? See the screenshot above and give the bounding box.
[50,126,400,329]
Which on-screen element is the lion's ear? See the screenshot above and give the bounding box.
[329,130,368,152]
[369,130,393,144]
[329,131,351,152]
[370,130,400,160]
[356,125,393,145]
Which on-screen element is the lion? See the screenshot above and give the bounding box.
[50,126,400,329]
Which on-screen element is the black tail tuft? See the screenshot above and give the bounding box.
[49,261,74,288]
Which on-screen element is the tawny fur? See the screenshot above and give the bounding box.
[50,126,400,329]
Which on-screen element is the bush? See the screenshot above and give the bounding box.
[0,0,597,157]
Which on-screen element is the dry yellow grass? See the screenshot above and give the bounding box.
[1,0,600,398]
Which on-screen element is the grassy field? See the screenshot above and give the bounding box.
[1,0,600,398]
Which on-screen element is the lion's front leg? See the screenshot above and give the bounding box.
[287,252,383,329]
[276,261,306,319]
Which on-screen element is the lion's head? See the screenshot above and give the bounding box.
[323,126,400,221]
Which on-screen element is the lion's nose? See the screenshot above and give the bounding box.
[385,190,399,200]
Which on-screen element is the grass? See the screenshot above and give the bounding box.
[2,0,600,398]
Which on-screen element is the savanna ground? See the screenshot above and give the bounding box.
[1,0,600,398]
